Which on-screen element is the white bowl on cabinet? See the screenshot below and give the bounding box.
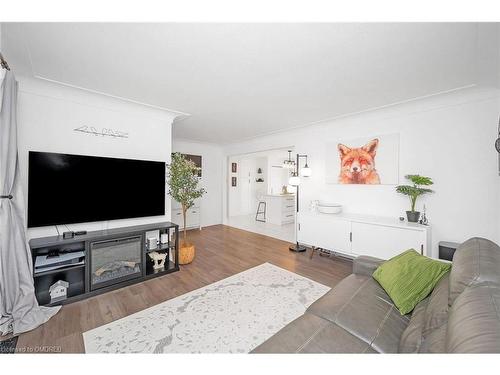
[317,202,342,214]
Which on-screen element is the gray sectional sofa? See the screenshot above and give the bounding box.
[252,237,500,353]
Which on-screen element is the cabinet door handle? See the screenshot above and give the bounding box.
[350,232,352,242]
[176,213,181,215]
[286,205,294,208]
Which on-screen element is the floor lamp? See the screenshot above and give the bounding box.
[288,154,312,252]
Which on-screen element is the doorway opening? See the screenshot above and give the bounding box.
[226,148,296,242]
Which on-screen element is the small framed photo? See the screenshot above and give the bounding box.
[231,162,237,173]
[231,177,237,187]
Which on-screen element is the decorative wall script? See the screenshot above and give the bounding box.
[74,125,129,139]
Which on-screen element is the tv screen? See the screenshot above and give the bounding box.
[28,151,166,227]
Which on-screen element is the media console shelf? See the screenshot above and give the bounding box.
[30,222,179,306]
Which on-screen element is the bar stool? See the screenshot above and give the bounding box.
[255,194,266,222]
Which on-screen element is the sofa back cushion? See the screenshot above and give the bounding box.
[398,297,427,353]
[446,282,500,353]
[399,273,450,353]
[419,324,447,353]
[423,272,449,336]
[449,237,500,305]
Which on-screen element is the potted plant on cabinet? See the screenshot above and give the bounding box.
[167,153,206,264]
[396,174,434,223]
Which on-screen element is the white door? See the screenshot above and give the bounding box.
[351,222,425,259]
[298,213,352,256]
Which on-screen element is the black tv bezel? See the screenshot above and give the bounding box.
[27,151,166,228]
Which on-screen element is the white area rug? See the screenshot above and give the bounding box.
[83,263,330,353]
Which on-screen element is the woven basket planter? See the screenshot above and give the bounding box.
[179,243,195,265]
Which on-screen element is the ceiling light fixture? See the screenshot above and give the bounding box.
[282,150,296,169]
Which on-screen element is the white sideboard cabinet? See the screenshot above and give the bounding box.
[297,211,431,259]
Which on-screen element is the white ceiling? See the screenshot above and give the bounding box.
[2,23,499,144]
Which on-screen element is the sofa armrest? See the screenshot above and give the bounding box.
[353,256,385,276]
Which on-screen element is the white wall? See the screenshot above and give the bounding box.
[223,88,500,257]
[17,77,179,239]
[172,139,223,227]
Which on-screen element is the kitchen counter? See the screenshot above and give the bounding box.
[264,194,296,225]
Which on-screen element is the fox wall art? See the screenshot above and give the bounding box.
[325,134,399,185]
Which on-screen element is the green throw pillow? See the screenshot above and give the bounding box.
[372,249,451,315]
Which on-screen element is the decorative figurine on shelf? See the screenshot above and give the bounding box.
[49,280,69,303]
[148,251,167,270]
[419,204,429,226]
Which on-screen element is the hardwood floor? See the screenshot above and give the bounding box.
[14,225,352,353]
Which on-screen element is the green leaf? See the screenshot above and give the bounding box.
[167,153,206,241]
[396,174,434,212]
[405,174,433,186]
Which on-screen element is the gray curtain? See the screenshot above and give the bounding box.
[0,70,60,336]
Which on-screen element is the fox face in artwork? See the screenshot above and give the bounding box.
[338,138,381,184]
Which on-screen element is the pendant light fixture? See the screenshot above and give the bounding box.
[300,156,312,177]
[282,150,296,169]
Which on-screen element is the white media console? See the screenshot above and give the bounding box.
[297,211,432,259]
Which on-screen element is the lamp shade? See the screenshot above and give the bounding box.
[300,165,312,177]
[289,174,301,186]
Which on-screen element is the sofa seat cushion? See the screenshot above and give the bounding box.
[307,274,410,353]
[251,313,376,353]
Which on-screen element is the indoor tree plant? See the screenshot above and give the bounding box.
[396,174,434,223]
[167,153,206,264]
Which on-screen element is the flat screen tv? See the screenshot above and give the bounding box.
[28,151,166,227]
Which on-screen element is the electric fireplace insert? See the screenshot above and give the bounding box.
[89,236,142,290]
